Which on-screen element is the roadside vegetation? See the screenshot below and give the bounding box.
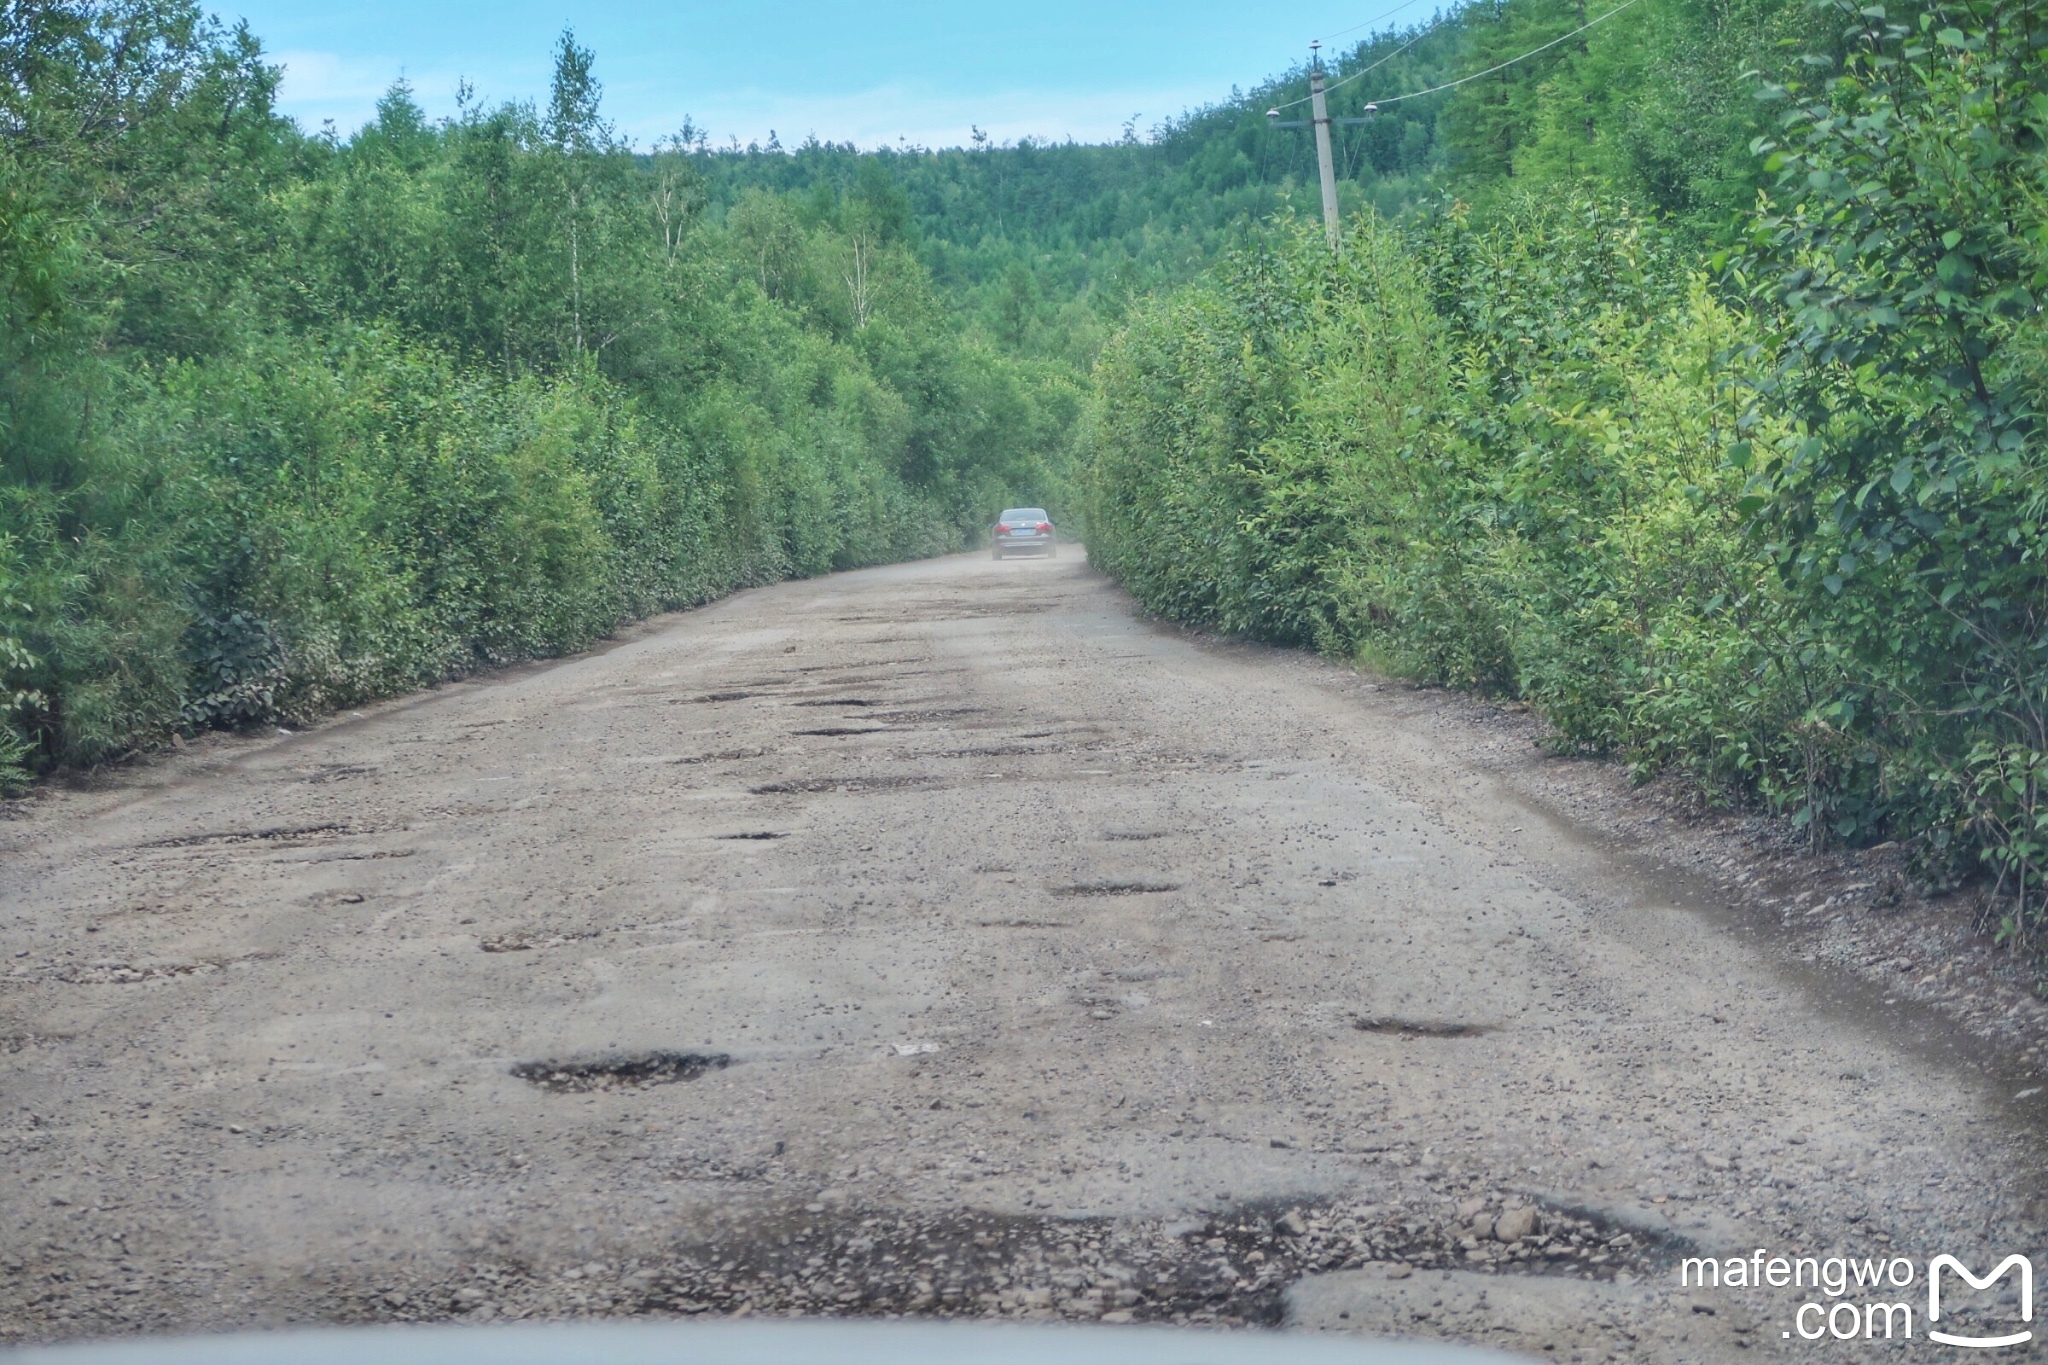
[1089,0,2048,942]
[0,5,1081,789]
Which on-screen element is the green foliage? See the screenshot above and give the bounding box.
[1740,0,2048,933]
[1092,197,1806,794]
[1440,0,1819,218]
[1091,0,2048,945]
[0,2,1076,780]
[0,532,38,792]
[1089,216,1445,646]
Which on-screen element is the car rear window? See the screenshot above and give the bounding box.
[1000,509,1048,522]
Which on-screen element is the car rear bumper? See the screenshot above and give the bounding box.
[994,537,1053,554]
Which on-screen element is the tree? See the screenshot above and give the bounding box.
[546,27,615,356]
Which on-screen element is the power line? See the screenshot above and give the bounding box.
[1274,0,1645,113]
[1367,0,1646,104]
[1270,27,1433,113]
[1313,0,1438,46]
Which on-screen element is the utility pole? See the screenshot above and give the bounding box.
[1267,42,1375,251]
[1309,44,1341,249]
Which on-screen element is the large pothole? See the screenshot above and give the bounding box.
[511,1051,730,1093]
[324,1194,1667,1332]
[1351,1016,1493,1038]
[138,822,356,849]
[750,776,937,795]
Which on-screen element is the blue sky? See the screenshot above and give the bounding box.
[225,1,1419,150]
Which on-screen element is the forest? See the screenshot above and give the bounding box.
[7,0,2048,942]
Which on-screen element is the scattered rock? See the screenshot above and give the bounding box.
[1492,1206,1540,1243]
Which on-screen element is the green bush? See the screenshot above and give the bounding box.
[1090,155,2048,933]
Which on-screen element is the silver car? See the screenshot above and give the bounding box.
[991,507,1056,559]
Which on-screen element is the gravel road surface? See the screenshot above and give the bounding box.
[3,552,2042,1359]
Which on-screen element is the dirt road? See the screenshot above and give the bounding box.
[3,553,2041,1359]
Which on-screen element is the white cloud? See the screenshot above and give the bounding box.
[610,79,1226,152]
[267,47,1227,151]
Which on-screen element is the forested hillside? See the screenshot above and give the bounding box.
[686,0,1816,354]
[1091,0,2048,939]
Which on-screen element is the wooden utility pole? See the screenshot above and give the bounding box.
[1267,42,1375,250]
[1309,46,1341,249]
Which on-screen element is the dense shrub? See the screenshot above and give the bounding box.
[1090,203,1812,802]
[1092,0,2048,944]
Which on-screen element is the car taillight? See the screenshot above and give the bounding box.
[1037,522,1052,532]
[995,524,1011,533]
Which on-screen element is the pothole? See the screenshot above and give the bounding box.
[511,1051,730,1093]
[820,666,967,685]
[479,930,593,953]
[1052,880,1180,897]
[56,956,257,984]
[480,935,536,953]
[586,1196,1647,1325]
[712,831,788,841]
[750,776,937,795]
[1352,1016,1493,1038]
[230,1193,1672,1334]
[685,691,757,704]
[793,656,925,672]
[140,822,355,849]
[295,764,377,784]
[0,1033,72,1054]
[309,848,417,862]
[793,727,891,738]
